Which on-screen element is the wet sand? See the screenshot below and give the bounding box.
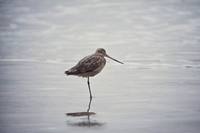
[1,0,200,132]
[0,60,200,133]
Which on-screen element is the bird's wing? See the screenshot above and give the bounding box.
[72,54,105,74]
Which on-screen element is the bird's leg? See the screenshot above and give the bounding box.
[87,96,92,113]
[87,96,92,121]
[87,77,92,99]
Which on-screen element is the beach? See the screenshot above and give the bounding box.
[0,0,200,132]
[0,60,200,133]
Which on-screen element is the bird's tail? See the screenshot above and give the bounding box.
[65,70,72,75]
[65,68,78,75]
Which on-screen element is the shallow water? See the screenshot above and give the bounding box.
[0,61,200,133]
[1,0,200,133]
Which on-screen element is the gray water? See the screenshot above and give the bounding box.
[0,0,200,133]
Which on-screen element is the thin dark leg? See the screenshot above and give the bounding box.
[87,96,92,121]
[87,96,92,113]
[87,77,92,99]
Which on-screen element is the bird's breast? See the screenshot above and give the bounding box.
[79,56,106,77]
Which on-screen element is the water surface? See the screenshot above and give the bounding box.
[0,0,200,133]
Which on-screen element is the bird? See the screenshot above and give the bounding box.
[65,48,123,99]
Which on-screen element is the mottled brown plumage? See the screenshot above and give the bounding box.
[65,54,106,77]
[65,48,123,98]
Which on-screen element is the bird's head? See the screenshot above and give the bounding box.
[95,48,106,56]
[95,48,123,64]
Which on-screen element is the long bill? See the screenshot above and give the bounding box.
[106,54,124,64]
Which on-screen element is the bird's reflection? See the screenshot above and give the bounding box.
[66,97,104,127]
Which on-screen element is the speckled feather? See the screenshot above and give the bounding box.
[65,48,123,99]
[66,54,106,77]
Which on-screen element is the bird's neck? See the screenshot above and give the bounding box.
[95,53,105,57]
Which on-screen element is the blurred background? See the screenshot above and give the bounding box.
[0,0,200,62]
[0,0,200,133]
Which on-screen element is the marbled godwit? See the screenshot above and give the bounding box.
[65,48,123,99]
